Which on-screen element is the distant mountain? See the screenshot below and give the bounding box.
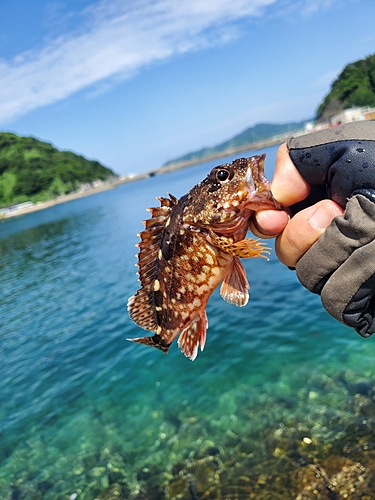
[317,53,375,121]
[0,132,115,207]
[163,120,311,167]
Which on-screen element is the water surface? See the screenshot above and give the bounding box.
[0,146,374,499]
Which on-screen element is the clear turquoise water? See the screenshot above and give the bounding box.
[0,145,375,499]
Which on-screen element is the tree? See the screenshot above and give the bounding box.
[0,132,116,207]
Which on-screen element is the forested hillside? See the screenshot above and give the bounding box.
[0,133,115,207]
[317,53,375,120]
[164,120,309,166]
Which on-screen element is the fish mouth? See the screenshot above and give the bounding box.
[245,165,282,211]
[204,213,250,234]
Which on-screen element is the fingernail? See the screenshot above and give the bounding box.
[309,205,334,230]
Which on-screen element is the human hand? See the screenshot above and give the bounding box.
[253,121,375,337]
[252,143,344,267]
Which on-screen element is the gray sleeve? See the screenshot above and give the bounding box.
[286,122,375,337]
[296,192,375,337]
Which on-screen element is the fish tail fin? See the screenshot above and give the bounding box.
[178,311,208,361]
[127,334,170,354]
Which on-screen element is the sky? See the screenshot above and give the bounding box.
[0,0,374,175]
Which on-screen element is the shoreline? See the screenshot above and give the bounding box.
[0,173,153,221]
[0,130,303,221]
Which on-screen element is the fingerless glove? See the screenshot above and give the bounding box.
[287,121,375,336]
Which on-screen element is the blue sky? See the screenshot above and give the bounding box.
[0,0,374,175]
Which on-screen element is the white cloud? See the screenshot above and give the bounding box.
[0,0,339,124]
[301,0,337,15]
[0,0,277,124]
[275,0,339,17]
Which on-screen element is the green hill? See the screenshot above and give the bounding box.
[0,133,115,207]
[163,120,310,167]
[317,53,375,121]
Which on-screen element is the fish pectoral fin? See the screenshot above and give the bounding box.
[177,311,208,361]
[207,230,269,259]
[127,334,170,354]
[230,238,270,259]
[220,257,249,307]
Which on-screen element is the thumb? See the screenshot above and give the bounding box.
[275,200,344,267]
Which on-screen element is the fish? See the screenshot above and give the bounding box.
[127,154,281,361]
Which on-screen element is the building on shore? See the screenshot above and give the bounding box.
[322,106,375,127]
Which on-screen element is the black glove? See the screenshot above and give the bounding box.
[287,121,375,337]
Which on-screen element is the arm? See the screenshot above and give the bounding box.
[254,121,375,336]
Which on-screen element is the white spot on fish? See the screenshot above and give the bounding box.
[197,273,207,283]
[154,280,160,291]
[206,254,214,265]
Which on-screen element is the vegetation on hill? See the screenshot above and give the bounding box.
[164,120,310,166]
[317,53,375,121]
[0,133,115,207]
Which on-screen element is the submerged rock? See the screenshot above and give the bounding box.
[295,460,370,500]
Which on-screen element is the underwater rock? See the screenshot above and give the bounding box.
[206,446,220,456]
[96,482,130,499]
[167,455,223,499]
[295,460,369,499]
[37,480,53,493]
[350,394,375,417]
[10,488,22,500]
[137,467,153,482]
[90,466,107,478]
[338,374,374,397]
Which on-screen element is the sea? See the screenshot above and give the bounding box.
[1,144,375,500]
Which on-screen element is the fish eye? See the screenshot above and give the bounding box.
[209,166,234,184]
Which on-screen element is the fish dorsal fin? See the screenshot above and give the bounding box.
[128,195,177,331]
[220,257,250,307]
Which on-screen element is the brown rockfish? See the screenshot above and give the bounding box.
[127,155,281,360]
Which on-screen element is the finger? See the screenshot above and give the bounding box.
[271,143,311,206]
[251,209,290,238]
[275,200,344,267]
